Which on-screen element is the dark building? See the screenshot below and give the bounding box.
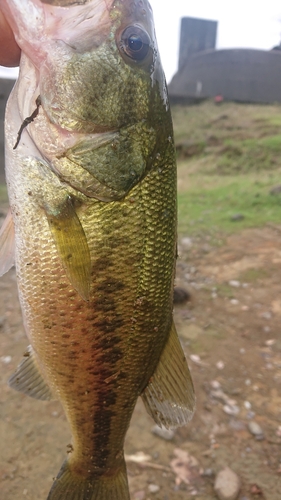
[169,17,281,104]
[169,48,281,104]
[178,17,217,70]
[0,78,15,180]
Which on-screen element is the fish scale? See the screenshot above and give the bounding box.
[12,157,176,473]
[0,1,195,498]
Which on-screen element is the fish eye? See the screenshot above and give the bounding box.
[118,26,151,61]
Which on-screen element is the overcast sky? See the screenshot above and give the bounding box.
[1,0,281,82]
[151,0,281,82]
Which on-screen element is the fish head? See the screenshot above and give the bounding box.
[3,0,174,199]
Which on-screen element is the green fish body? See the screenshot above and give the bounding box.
[0,1,195,498]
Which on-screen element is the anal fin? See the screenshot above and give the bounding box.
[8,345,54,401]
[141,321,195,429]
[45,196,91,301]
[0,208,15,276]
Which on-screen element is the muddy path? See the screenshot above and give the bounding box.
[1,222,281,500]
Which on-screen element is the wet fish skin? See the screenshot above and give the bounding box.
[1,1,195,499]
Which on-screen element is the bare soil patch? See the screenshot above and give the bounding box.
[1,224,281,499]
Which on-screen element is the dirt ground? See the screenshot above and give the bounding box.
[1,216,281,500]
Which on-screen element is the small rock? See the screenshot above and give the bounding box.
[246,411,256,420]
[152,425,175,441]
[269,184,281,195]
[0,355,12,364]
[202,468,214,477]
[126,451,151,463]
[230,299,239,305]
[229,280,240,288]
[261,311,271,320]
[250,484,263,495]
[248,421,264,439]
[276,425,281,437]
[265,339,276,346]
[231,213,245,222]
[244,401,251,410]
[190,354,207,366]
[173,287,191,304]
[214,467,241,500]
[228,419,246,431]
[148,484,160,494]
[211,388,230,404]
[210,380,221,389]
[216,361,225,370]
[181,237,193,249]
[133,491,145,500]
[223,404,240,416]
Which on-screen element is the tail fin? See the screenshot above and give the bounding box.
[47,458,130,500]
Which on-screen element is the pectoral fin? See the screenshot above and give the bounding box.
[45,197,91,301]
[141,321,195,429]
[8,345,54,400]
[0,208,15,276]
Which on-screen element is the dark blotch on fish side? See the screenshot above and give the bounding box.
[92,256,113,272]
[96,278,125,294]
[93,364,120,468]
[98,335,122,351]
[93,317,124,334]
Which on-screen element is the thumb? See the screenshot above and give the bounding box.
[0,10,20,67]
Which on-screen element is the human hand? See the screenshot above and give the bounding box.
[0,9,20,67]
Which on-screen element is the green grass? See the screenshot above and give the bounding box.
[215,135,281,174]
[172,101,281,236]
[177,172,281,234]
[238,268,270,283]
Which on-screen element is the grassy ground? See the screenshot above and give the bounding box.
[172,101,281,236]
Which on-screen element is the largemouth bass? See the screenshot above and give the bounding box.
[0,1,195,499]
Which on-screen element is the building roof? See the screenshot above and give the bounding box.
[168,48,281,104]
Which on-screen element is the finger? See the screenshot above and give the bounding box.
[0,10,21,67]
